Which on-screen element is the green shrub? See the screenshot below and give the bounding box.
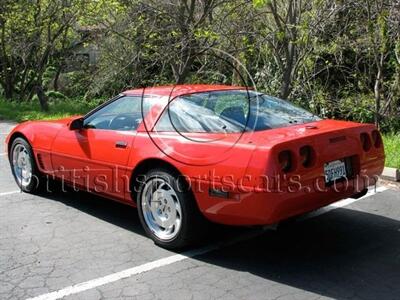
[338,93,375,124]
[46,90,67,100]
[43,66,57,86]
[380,116,400,133]
[61,71,93,97]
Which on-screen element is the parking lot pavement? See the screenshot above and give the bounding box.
[1,121,19,191]
[1,121,399,300]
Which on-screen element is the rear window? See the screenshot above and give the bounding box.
[155,90,320,133]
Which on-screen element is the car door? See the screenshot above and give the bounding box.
[51,95,145,201]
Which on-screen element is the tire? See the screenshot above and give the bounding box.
[9,137,42,193]
[137,168,206,249]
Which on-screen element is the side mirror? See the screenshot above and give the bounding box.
[69,117,84,130]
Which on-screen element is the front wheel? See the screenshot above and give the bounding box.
[137,168,206,249]
[9,137,42,193]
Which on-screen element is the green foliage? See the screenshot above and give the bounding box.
[46,90,67,101]
[0,97,104,122]
[43,67,58,87]
[253,0,271,8]
[383,134,400,169]
[0,0,123,106]
[63,71,93,97]
[338,94,375,124]
[380,117,400,134]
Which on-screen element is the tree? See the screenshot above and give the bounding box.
[137,0,227,84]
[91,0,243,94]
[253,0,337,99]
[0,1,80,109]
[366,0,393,127]
[0,0,120,110]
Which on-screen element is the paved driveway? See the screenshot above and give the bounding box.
[0,121,399,300]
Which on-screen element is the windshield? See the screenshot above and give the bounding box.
[155,90,320,133]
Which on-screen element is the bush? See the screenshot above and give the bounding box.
[46,90,67,100]
[58,71,93,98]
[380,115,400,133]
[337,93,375,124]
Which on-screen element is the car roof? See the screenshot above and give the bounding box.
[122,84,250,98]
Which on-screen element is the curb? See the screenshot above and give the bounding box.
[381,167,400,182]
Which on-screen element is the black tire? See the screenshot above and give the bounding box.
[9,137,43,193]
[136,168,206,250]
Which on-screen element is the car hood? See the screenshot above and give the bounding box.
[5,116,83,149]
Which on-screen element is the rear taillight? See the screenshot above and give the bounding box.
[360,133,372,152]
[299,145,315,168]
[278,150,294,173]
[371,130,382,148]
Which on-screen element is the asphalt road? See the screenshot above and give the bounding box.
[1,121,399,300]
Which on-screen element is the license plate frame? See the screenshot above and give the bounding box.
[324,159,348,184]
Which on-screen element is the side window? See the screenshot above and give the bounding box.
[84,96,154,131]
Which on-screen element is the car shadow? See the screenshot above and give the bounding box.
[36,187,145,236]
[195,207,400,299]
[37,188,400,299]
[37,186,249,243]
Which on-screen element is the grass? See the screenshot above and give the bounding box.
[0,98,102,122]
[383,134,400,169]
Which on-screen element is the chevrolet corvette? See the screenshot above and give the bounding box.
[6,84,385,249]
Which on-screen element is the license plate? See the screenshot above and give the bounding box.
[324,160,347,183]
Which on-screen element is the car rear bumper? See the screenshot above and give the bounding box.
[193,160,383,226]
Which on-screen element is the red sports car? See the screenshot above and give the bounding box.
[6,84,385,249]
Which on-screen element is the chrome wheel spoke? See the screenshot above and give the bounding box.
[12,144,33,188]
[141,177,182,241]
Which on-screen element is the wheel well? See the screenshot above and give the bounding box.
[7,132,29,154]
[130,158,185,202]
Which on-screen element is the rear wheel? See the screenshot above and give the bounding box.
[137,168,206,249]
[9,137,42,193]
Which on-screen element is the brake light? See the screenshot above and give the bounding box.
[299,145,315,168]
[278,150,293,173]
[371,130,382,148]
[360,133,372,152]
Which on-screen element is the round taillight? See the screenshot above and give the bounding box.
[371,130,382,148]
[360,133,372,152]
[278,150,293,173]
[299,145,315,168]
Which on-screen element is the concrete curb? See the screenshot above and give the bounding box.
[381,167,400,182]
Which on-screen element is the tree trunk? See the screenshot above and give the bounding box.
[35,85,49,112]
[232,55,245,86]
[53,66,62,91]
[2,69,15,99]
[173,57,194,84]
[3,80,14,99]
[374,54,384,128]
[175,72,188,84]
[280,68,292,100]
[279,41,295,100]
[374,74,381,128]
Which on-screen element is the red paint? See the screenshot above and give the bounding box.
[6,85,385,225]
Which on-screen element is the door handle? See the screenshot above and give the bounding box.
[115,141,128,149]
